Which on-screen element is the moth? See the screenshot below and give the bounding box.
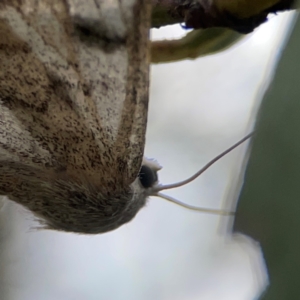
[0,0,251,234]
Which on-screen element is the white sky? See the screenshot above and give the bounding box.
[0,11,295,300]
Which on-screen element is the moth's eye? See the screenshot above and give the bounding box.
[138,165,158,188]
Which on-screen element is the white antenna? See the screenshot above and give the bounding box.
[151,133,253,215]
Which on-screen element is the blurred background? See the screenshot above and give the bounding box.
[0,11,295,300]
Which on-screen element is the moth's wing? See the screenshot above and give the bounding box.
[0,0,151,190]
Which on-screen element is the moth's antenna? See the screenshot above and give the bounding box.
[156,192,234,215]
[153,132,253,193]
[150,132,253,215]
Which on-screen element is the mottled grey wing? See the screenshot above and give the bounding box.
[0,0,150,190]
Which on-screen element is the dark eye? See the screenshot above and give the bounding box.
[138,165,158,188]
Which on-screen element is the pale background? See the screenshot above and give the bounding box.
[0,12,294,300]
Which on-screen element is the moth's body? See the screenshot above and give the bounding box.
[0,0,152,233]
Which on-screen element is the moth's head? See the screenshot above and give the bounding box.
[34,158,163,234]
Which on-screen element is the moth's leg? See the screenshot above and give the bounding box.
[112,0,152,184]
[68,0,152,184]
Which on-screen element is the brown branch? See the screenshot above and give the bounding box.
[152,0,296,33]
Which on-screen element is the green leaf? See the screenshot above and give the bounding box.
[233,14,300,300]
